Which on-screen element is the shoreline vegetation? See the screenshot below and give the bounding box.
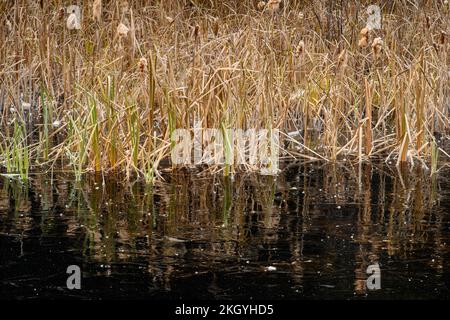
[0,0,449,182]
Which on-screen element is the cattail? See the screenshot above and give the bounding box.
[138,57,148,72]
[266,0,281,14]
[371,37,383,57]
[337,48,347,73]
[296,40,305,56]
[165,16,174,24]
[120,1,129,14]
[425,15,430,29]
[93,0,102,22]
[440,31,446,45]
[337,48,346,62]
[366,4,381,30]
[27,0,40,14]
[117,22,130,37]
[193,24,201,41]
[67,13,81,30]
[5,19,12,33]
[66,5,81,30]
[257,1,266,11]
[360,27,369,37]
[358,36,368,48]
[289,89,305,102]
[58,7,65,19]
[358,27,369,48]
[212,17,219,36]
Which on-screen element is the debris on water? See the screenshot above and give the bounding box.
[320,284,335,288]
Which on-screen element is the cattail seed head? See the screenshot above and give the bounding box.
[440,31,446,45]
[138,57,148,72]
[266,0,281,14]
[212,17,219,36]
[358,27,370,48]
[257,1,266,11]
[165,16,174,24]
[56,8,66,20]
[66,5,81,30]
[425,15,430,29]
[117,22,130,37]
[193,24,201,40]
[371,37,383,57]
[5,19,12,33]
[93,0,102,22]
[366,5,381,30]
[337,48,347,72]
[296,40,305,56]
[58,7,65,19]
[120,1,129,14]
[67,13,81,30]
[358,36,368,48]
[360,27,369,37]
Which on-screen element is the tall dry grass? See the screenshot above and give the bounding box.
[0,0,448,181]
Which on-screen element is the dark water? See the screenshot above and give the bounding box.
[0,163,449,300]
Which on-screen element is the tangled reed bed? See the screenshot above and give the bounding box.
[0,0,448,181]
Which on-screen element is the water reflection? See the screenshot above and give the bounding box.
[0,163,449,299]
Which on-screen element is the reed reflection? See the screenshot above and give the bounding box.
[0,163,448,298]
